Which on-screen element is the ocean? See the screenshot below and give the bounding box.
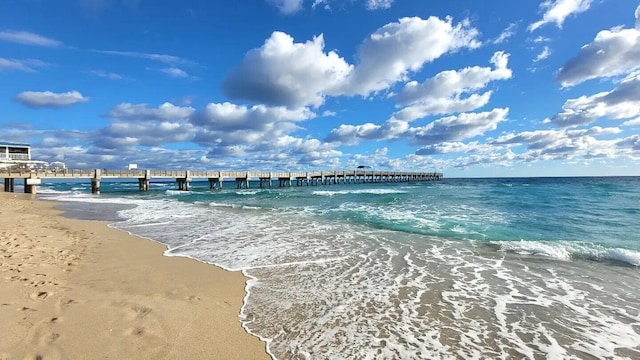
[38,176,640,359]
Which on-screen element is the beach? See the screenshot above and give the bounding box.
[0,192,269,359]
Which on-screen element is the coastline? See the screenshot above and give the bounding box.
[0,192,270,359]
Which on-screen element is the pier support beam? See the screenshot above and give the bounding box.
[3,178,14,192]
[176,178,190,191]
[236,177,248,189]
[91,169,101,194]
[23,177,40,194]
[278,178,291,187]
[208,178,222,190]
[138,178,150,191]
[91,179,100,194]
[259,177,271,188]
[176,171,191,191]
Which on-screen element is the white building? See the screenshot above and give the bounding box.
[0,142,31,161]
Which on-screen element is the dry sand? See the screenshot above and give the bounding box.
[0,192,270,360]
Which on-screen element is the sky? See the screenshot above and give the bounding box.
[1,0,640,177]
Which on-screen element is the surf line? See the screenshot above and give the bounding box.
[241,256,349,270]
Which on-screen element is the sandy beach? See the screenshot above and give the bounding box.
[0,192,269,360]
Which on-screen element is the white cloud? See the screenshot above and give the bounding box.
[160,67,189,78]
[528,0,593,32]
[622,117,640,127]
[325,119,410,145]
[492,126,625,161]
[366,0,393,10]
[533,36,551,43]
[390,52,511,121]
[89,70,123,79]
[534,46,552,62]
[409,108,509,145]
[397,51,512,107]
[493,23,518,44]
[192,102,314,131]
[312,0,329,10]
[107,102,195,121]
[326,108,509,146]
[0,30,62,47]
[222,32,352,108]
[95,121,195,149]
[222,16,480,108]
[94,50,193,65]
[556,7,640,86]
[393,92,493,121]
[549,73,640,127]
[343,16,481,96]
[14,90,89,109]
[0,58,48,72]
[191,102,317,154]
[415,141,495,155]
[267,0,304,14]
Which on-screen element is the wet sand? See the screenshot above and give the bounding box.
[0,192,269,359]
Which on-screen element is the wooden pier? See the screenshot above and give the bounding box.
[0,169,443,194]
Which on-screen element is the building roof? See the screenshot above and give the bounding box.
[0,142,31,147]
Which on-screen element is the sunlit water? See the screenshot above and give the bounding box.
[39,177,640,359]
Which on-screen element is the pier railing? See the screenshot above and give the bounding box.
[0,168,443,194]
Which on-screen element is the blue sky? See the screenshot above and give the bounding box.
[1,0,639,177]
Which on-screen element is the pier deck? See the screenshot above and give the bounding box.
[0,169,443,194]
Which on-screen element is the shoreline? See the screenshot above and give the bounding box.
[0,192,270,359]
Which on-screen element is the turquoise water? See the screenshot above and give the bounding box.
[40,177,640,359]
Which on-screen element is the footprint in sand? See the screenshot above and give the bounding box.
[133,305,152,318]
[30,291,51,301]
[55,297,75,312]
[41,332,60,345]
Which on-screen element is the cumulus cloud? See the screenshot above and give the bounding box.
[396,51,511,107]
[622,117,640,127]
[191,102,318,157]
[492,126,625,161]
[192,102,314,131]
[0,58,48,72]
[325,119,410,145]
[528,0,593,32]
[415,141,495,155]
[548,73,640,127]
[0,30,62,47]
[107,102,195,121]
[343,16,481,96]
[408,108,509,145]
[95,121,195,149]
[187,102,340,167]
[556,7,640,86]
[14,90,89,109]
[392,92,493,121]
[222,32,352,108]
[222,16,480,108]
[326,108,508,146]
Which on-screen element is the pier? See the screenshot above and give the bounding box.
[0,169,443,194]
